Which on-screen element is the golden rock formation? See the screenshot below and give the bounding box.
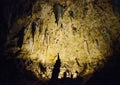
[4,0,120,83]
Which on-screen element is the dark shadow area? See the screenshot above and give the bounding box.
[13,26,26,48]
[51,53,61,80]
[111,0,120,17]
[0,53,38,85]
[0,0,37,50]
[48,76,83,85]
[0,53,84,85]
[31,22,36,43]
[85,40,120,85]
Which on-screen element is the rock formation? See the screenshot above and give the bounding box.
[0,0,120,85]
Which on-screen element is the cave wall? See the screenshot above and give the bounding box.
[0,0,120,85]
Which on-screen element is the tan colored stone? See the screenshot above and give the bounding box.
[5,0,120,83]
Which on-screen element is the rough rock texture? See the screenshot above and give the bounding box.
[1,0,120,84]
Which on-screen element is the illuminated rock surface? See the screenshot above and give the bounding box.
[1,0,120,85]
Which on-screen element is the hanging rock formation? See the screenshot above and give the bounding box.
[1,0,120,85]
